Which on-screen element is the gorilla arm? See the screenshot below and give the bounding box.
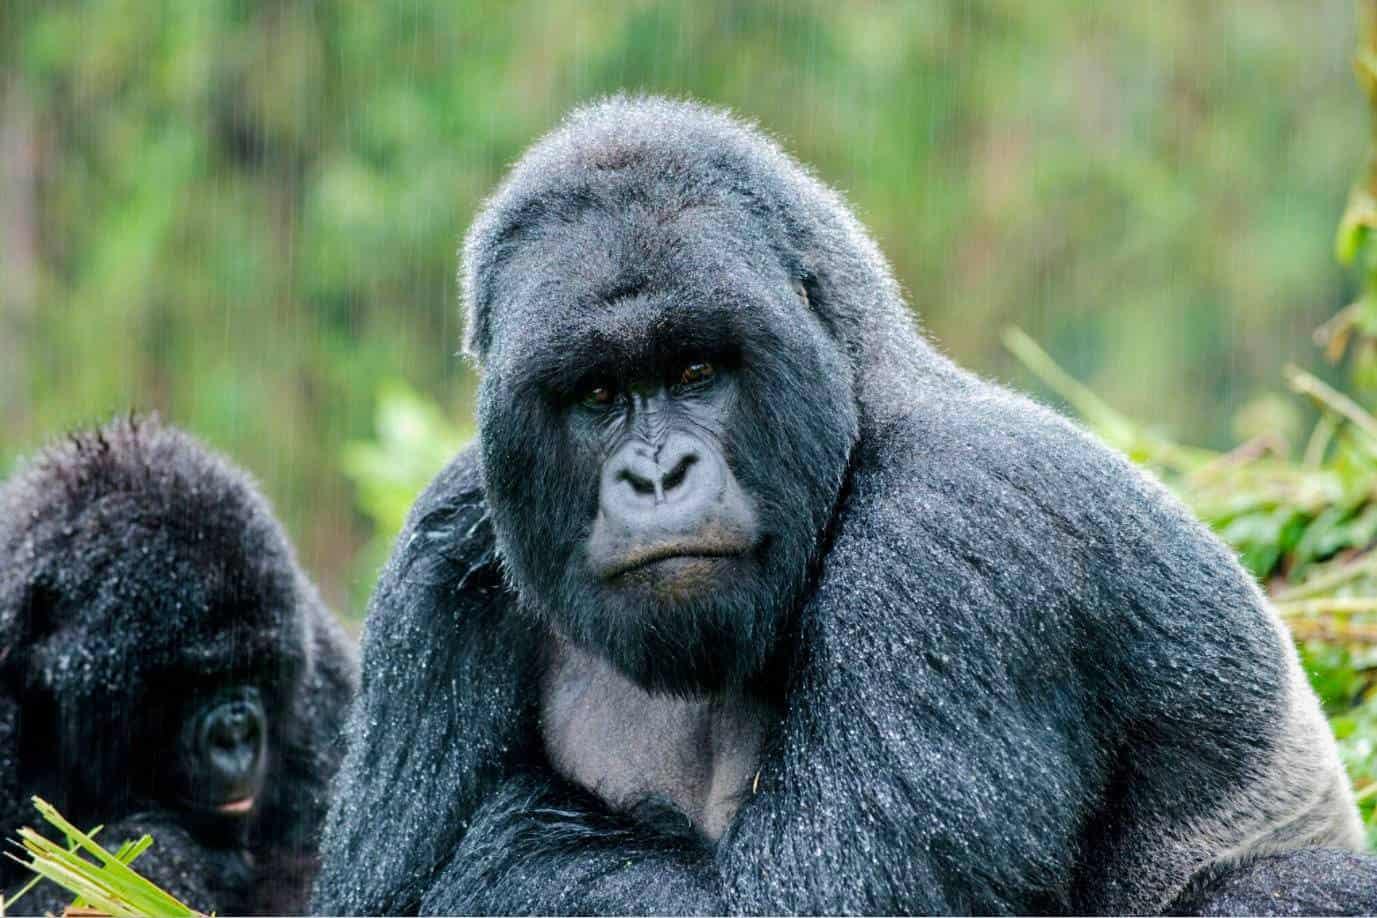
[722,399,1357,914]
[422,774,724,916]
[311,447,541,916]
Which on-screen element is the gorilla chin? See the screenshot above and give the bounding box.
[577,555,780,696]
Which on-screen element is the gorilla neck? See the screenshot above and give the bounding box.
[539,633,773,842]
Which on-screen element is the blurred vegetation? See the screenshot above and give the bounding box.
[0,1,1363,611]
[341,383,468,592]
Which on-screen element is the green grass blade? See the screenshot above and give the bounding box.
[3,820,107,913]
[15,798,201,917]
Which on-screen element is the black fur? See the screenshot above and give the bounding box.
[0,416,358,915]
[314,97,1372,915]
[1170,848,1377,916]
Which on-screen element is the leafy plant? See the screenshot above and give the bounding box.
[3,798,201,918]
[341,382,470,610]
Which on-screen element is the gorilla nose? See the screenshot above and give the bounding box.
[616,452,698,504]
[605,436,720,519]
[589,432,760,580]
[198,697,265,783]
[211,706,253,744]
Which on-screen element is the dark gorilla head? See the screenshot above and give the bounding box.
[462,98,869,693]
[0,419,305,825]
[0,416,356,912]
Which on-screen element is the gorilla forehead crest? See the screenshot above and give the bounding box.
[461,96,849,365]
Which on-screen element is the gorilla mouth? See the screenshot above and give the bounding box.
[603,543,749,581]
[216,795,256,815]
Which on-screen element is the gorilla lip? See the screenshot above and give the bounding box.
[601,543,749,580]
[216,795,256,814]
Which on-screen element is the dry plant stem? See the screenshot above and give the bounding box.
[1197,436,1280,473]
[1001,327,1136,447]
[1284,618,1377,644]
[1302,411,1340,468]
[1276,597,1377,616]
[1312,303,1358,360]
[1285,365,1377,443]
[1002,326,1213,470]
[1273,551,1377,602]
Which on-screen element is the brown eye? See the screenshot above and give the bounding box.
[680,362,715,385]
[583,382,615,407]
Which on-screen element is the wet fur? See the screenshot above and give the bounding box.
[0,417,357,915]
[314,97,1372,915]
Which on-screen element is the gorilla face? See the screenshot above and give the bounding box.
[4,417,316,840]
[478,202,859,694]
[12,473,306,842]
[579,355,761,591]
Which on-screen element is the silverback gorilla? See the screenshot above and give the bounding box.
[0,417,358,915]
[314,97,1376,915]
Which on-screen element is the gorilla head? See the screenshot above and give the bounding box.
[0,416,357,914]
[464,124,860,693]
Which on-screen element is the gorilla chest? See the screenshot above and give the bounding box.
[539,639,770,842]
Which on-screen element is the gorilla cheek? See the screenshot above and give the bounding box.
[481,403,588,588]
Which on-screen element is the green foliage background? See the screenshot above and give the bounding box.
[0,0,1375,852]
[0,1,1364,610]
[3,2,1376,836]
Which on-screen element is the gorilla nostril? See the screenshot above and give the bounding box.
[600,439,717,520]
[661,454,697,492]
[619,468,657,496]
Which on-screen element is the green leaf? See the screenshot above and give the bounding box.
[1337,188,1377,265]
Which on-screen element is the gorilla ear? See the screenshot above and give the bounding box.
[459,242,492,363]
[461,301,490,363]
[791,276,810,308]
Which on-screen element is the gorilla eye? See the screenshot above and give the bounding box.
[582,382,616,407]
[679,362,715,386]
